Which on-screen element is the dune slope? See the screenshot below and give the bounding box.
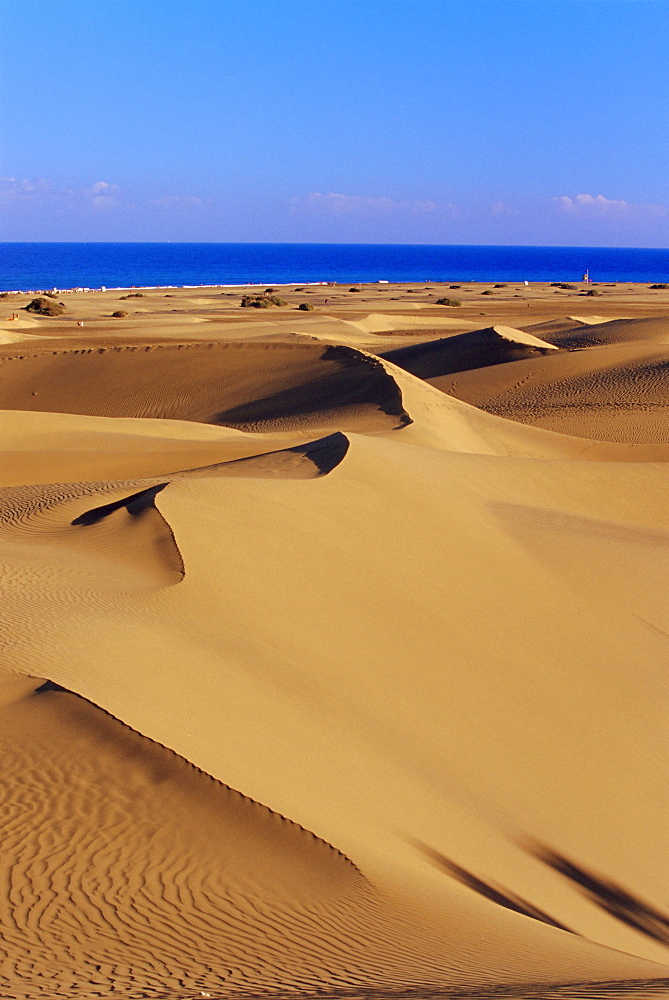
[523,316,669,349]
[1,299,668,998]
[428,342,669,443]
[0,340,409,431]
[382,324,557,380]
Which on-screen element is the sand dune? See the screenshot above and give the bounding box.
[1,675,665,999]
[428,341,669,443]
[519,317,617,340]
[382,324,557,381]
[377,357,669,460]
[0,679,456,998]
[0,340,411,432]
[524,316,669,349]
[1,283,668,998]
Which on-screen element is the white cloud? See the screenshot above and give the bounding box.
[490,200,517,217]
[0,176,52,202]
[87,180,121,210]
[552,193,667,217]
[292,191,438,215]
[0,175,210,218]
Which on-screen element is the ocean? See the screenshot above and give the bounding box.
[1,242,668,292]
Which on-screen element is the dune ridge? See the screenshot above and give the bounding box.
[382,324,557,381]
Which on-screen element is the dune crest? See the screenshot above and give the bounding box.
[383,323,557,381]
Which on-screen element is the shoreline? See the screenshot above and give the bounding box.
[3,280,366,295]
[4,278,667,297]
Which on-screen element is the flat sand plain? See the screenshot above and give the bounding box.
[1,280,668,999]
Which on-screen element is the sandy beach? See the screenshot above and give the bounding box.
[1,279,668,999]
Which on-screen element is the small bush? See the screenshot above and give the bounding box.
[119,292,145,299]
[240,294,286,308]
[293,287,304,292]
[481,290,493,295]
[25,297,65,316]
[349,287,360,292]
[241,295,270,308]
[111,310,128,318]
[435,297,461,307]
[449,284,461,289]
[297,302,314,311]
[649,283,669,290]
[493,283,507,288]
[584,288,600,296]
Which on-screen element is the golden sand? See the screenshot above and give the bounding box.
[0,280,667,998]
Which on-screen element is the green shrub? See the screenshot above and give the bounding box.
[25,296,65,316]
[349,287,360,292]
[649,283,669,290]
[494,283,507,288]
[435,297,461,307]
[481,290,493,295]
[111,310,128,318]
[297,302,314,311]
[584,288,600,296]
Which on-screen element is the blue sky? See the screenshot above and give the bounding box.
[1,0,668,245]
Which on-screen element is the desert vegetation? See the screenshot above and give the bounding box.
[240,294,287,308]
[25,297,65,316]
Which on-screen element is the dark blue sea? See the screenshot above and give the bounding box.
[1,243,668,292]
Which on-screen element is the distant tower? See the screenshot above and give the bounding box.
[582,269,590,284]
